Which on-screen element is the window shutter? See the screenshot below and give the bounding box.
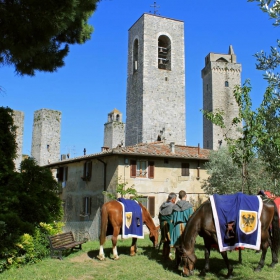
[182,163,190,176]
[130,160,136,178]
[88,197,92,215]
[88,161,92,180]
[58,167,64,181]
[148,196,155,217]
[83,162,87,178]
[148,161,154,179]
[82,197,86,214]
[65,167,68,181]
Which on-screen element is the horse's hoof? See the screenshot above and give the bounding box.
[96,255,106,261]
[269,262,277,268]
[254,267,262,272]
[199,270,206,277]
[181,272,189,278]
[113,256,120,260]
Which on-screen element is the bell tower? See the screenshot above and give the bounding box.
[125,13,186,146]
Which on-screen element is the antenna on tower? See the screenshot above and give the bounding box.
[149,1,160,15]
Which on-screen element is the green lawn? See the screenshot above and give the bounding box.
[0,235,280,280]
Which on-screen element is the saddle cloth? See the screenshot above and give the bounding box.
[210,193,263,252]
[117,198,144,239]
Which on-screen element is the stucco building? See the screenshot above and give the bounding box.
[46,142,210,240]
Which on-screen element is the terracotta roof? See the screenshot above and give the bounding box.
[44,142,210,167]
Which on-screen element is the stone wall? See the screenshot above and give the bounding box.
[12,110,24,171]
[126,14,186,146]
[31,109,61,166]
[202,50,242,150]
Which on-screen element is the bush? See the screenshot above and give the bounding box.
[0,221,64,272]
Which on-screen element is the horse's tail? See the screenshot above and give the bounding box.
[270,201,280,254]
[99,203,108,245]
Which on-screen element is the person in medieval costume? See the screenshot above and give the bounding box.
[170,190,193,247]
[158,192,177,259]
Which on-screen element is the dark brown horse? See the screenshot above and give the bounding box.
[97,200,159,260]
[176,199,280,278]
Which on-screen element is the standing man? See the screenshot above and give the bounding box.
[158,192,177,259]
[170,190,193,247]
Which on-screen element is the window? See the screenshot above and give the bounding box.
[130,160,154,178]
[181,163,190,176]
[158,35,171,70]
[56,166,68,187]
[82,197,91,216]
[225,81,229,87]
[133,39,139,73]
[82,161,92,181]
[137,196,156,217]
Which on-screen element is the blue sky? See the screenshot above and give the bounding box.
[1,0,279,157]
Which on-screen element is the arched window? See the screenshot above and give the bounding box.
[116,114,120,121]
[158,35,171,70]
[133,39,138,73]
[225,81,229,87]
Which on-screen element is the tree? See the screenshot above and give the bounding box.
[202,147,275,195]
[0,107,17,184]
[0,0,100,76]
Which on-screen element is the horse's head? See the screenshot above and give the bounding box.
[149,225,160,248]
[176,245,197,277]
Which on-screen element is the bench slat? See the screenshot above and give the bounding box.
[48,231,86,260]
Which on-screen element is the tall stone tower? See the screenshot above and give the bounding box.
[103,109,125,149]
[12,110,24,171]
[202,46,242,150]
[31,109,61,166]
[125,13,186,146]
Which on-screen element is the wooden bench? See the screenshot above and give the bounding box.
[48,231,86,260]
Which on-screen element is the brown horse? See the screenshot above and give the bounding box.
[97,200,159,260]
[176,198,280,278]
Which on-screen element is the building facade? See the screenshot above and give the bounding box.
[46,142,210,241]
[202,46,242,150]
[125,13,186,146]
[31,109,62,166]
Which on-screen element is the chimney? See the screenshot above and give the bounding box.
[170,142,175,153]
[198,143,200,155]
[101,146,109,152]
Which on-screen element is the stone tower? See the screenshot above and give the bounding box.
[12,110,24,171]
[202,46,242,150]
[103,108,125,149]
[31,109,61,166]
[125,13,186,146]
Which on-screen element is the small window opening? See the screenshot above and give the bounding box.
[158,35,171,70]
[133,39,139,73]
[225,81,229,87]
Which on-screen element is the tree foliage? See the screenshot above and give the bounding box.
[0,0,100,75]
[202,148,275,195]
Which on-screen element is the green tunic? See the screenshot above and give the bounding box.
[170,201,193,247]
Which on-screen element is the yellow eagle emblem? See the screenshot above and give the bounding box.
[239,210,258,234]
[125,212,132,229]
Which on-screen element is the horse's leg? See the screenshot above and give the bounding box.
[130,238,137,256]
[255,241,269,271]
[200,243,211,276]
[112,226,121,260]
[97,210,108,261]
[268,231,278,268]
[220,251,233,279]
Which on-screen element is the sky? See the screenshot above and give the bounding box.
[1,0,279,158]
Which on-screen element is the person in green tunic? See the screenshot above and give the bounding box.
[159,192,177,259]
[170,190,193,247]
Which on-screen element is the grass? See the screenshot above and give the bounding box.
[0,235,280,280]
